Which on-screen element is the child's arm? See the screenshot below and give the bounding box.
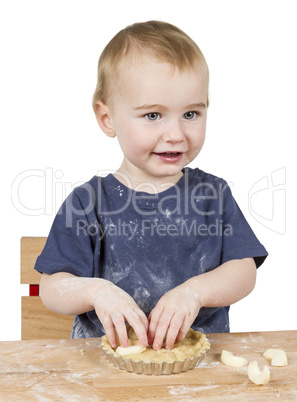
[148,257,256,350]
[40,273,148,348]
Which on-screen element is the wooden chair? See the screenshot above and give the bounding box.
[21,237,74,340]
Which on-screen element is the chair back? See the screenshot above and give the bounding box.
[21,237,73,339]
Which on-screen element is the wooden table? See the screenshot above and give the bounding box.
[0,331,296,401]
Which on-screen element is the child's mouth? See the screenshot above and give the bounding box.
[153,152,184,162]
[159,152,181,157]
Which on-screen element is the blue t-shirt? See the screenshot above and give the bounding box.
[34,167,268,337]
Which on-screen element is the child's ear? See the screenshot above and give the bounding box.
[94,101,116,138]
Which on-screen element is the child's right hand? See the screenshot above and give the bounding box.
[40,272,148,348]
[92,281,149,349]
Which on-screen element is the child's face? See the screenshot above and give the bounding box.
[101,56,208,186]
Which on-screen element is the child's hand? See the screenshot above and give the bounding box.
[93,281,148,349]
[148,279,201,350]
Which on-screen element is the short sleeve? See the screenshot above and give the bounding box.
[34,182,101,278]
[220,182,268,268]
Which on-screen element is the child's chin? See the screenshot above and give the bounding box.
[154,166,184,178]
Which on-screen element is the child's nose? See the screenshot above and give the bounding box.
[162,121,185,143]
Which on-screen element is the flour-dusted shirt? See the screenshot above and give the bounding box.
[34,167,268,337]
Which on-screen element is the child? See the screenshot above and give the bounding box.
[35,20,268,351]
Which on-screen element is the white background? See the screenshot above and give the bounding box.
[1,0,296,340]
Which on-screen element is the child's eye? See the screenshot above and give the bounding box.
[183,111,197,120]
[145,112,160,121]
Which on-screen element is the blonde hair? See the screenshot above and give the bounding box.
[92,20,209,109]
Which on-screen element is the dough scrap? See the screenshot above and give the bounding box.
[221,350,248,367]
[263,348,288,366]
[101,327,210,363]
[247,361,270,385]
[116,345,146,356]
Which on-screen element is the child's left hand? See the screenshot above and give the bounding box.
[147,279,201,350]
